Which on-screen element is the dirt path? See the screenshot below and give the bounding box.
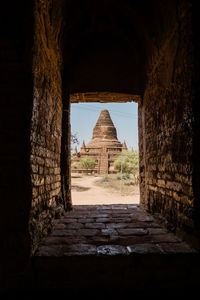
[71,175,140,205]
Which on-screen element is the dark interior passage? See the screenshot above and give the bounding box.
[1,0,200,293]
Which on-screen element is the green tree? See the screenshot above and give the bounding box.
[114,150,139,183]
[79,157,97,170]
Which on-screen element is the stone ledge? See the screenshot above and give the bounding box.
[35,204,197,257]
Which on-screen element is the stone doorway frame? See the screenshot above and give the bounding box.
[68,91,141,208]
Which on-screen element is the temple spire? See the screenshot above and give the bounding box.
[74,146,78,155]
[122,140,128,151]
[81,140,86,152]
[87,109,122,148]
[91,109,117,140]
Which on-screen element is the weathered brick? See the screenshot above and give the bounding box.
[32,174,44,186]
[139,11,196,244]
[166,181,182,192]
[31,164,38,173]
[29,0,64,254]
[32,187,38,198]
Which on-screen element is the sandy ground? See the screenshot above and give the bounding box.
[71,175,140,205]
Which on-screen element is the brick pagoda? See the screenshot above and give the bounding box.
[72,109,127,174]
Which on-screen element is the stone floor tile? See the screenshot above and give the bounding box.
[89,235,109,245]
[89,213,109,218]
[73,205,96,210]
[147,228,168,235]
[117,228,149,236]
[35,204,196,257]
[35,245,61,256]
[110,213,132,217]
[158,242,197,253]
[50,229,77,236]
[97,245,129,255]
[109,235,153,245]
[127,204,139,209]
[65,222,84,229]
[37,243,97,256]
[96,205,113,210]
[150,233,180,243]
[111,204,128,209]
[40,236,71,246]
[131,214,154,222]
[77,228,100,236]
[61,218,77,223]
[106,223,127,229]
[63,244,97,256]
[126,221,160,228]
[95,217,110,223]
[101,228,118,236]
[127,243,164,254]
[109,217,132,223]
[78,218,95,223]
[84,222,105,229]
[59,236,90,244]
[39,236,94,247]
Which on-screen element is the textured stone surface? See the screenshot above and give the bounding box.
[138,2,199,248]
[35,204,196,257]
[32,205,200,291]
[29,0,65,254]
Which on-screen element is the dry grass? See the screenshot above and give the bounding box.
[94,174,139,196]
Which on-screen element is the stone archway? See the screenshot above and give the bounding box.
[28,0,200,255]
[1,0,200,291]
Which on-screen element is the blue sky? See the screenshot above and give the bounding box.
[71,102,138,152]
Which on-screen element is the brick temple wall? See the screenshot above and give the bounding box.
[139,3,198,247]
[193,3,200,247]
[30,0,65,254]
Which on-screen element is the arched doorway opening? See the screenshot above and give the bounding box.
[70,92,140,206]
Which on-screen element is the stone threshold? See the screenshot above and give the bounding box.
[35,204,196,257]
[32,204,200,290]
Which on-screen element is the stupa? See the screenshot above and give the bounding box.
[72,109,127,174]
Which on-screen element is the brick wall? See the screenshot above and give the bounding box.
[139,3,198,247]
[29,0,65,254]
[192,2,200,247]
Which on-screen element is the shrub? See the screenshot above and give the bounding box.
[71,162,79,169]
[103,175,110,181]
[114,150,139,183]
[116,174,121,180]
[123,173,130,180]
[79,157,97,170]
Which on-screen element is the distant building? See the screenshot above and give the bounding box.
[72,109,127,174]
